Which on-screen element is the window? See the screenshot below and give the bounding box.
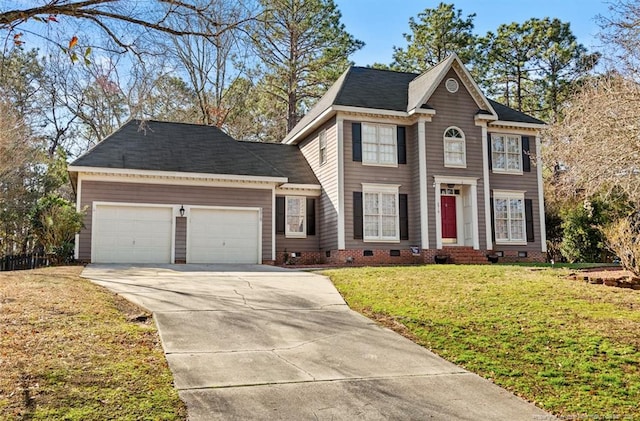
[443,127,466,167]
[445,78,459,93]
[318,130,327,165]
[492,134,522,172]
[362,184,399,241]
[286,196,306,237]
[493,192,526,244]
[362,123,397,166]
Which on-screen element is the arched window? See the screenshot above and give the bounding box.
[443,127,466,167]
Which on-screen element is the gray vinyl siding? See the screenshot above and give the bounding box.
[175,217,186,261]
[78,180,272,261]
[276,234,320,252]
[343,119,418,250]
[298,118,339,250]
[275,196,320,252]
[488,132,542,252]
[424,68,487,249]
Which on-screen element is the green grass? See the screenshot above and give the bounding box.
[0,267,186,420]
[323,265,640,418]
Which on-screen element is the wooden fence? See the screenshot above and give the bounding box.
[0,253,50,271]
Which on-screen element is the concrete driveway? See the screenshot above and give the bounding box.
[82,264,555,420]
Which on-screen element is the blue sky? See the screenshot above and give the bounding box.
[334,0,611,66]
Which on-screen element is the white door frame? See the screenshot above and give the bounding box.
[433,176,479,250]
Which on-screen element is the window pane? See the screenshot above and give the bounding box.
[381,215,397,237]
[507,137,520,153]
[495,199,508,219]
[445,128,462,138]
[492,137,504,152]
[378,126,394,144]
[493,152,505,169]
[364,216,379,237]
[510,221,524,240]
[510,199,524,219]
[287,198,301,215]
[364,193,378,215]
[362,124,376,141]
[507,154,520,170]
[363,142,377,163]
[287,216,304,233]
[496,219,509,240]
[381,194,396,215]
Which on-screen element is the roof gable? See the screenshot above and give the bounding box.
[407,54,497,118]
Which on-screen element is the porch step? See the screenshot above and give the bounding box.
[440,247,491,264]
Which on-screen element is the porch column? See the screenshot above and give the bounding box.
[418,118,429,249]
[536,135,547,253]
[434,181,442,250]
[471,183,480,250]
[481,123,492,251]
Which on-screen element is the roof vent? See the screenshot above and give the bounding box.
[445,78,459,93]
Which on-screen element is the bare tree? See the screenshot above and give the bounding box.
[0,1,255,56]
[545,74,640,202]
[598,0,640,78]
[167,0,254,126]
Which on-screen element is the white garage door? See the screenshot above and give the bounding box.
[188,208,260,264]
[93,205,173,263]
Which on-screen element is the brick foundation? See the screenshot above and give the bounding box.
[276,251,326,266]
[275,248,546,266]
[492,250,546,263]
[324,249,423,265]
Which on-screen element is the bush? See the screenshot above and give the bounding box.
[559,199,610,263]
[30,195,84,264]
[602,214,640,276]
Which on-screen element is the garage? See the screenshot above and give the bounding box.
[93,204,173,263]
[187,207,260,264]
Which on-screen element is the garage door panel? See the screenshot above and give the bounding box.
[188,208,259,264]
[93,205,172,263]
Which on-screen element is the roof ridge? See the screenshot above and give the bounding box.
[351,65,420,77]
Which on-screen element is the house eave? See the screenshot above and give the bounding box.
[282,107,336,145]
[68,165,288,185]
[275,183,322,196]
[489,120,547,130]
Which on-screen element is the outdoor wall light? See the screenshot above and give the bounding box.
[179,205,185,217]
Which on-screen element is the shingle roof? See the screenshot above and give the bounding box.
[284,58,545,143]
[71,120,319,185]
[488,99,545,125]
[333,67,418,111]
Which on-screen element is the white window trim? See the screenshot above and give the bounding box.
[493,190,527,245]
[491,133,523,175]
[285,196,306,238]
[361,183,400,242]
[443,126,466,168]
[318,130,327,166]
[361,122,398,167]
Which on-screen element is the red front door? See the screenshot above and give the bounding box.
[441,196,457,239]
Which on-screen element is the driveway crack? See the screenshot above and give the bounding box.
[233,289,248,306]
[271,350,316,380]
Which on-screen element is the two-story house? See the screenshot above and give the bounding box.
[69,54,546,265]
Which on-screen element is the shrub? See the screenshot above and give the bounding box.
[602,214,640,276]
[30,195,85,264]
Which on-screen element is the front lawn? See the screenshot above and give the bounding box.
[0,266,186,420]
[323,265,640,418]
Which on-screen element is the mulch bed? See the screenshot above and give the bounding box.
[567,266,640,290]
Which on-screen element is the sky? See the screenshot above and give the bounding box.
[334,0,612,67]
